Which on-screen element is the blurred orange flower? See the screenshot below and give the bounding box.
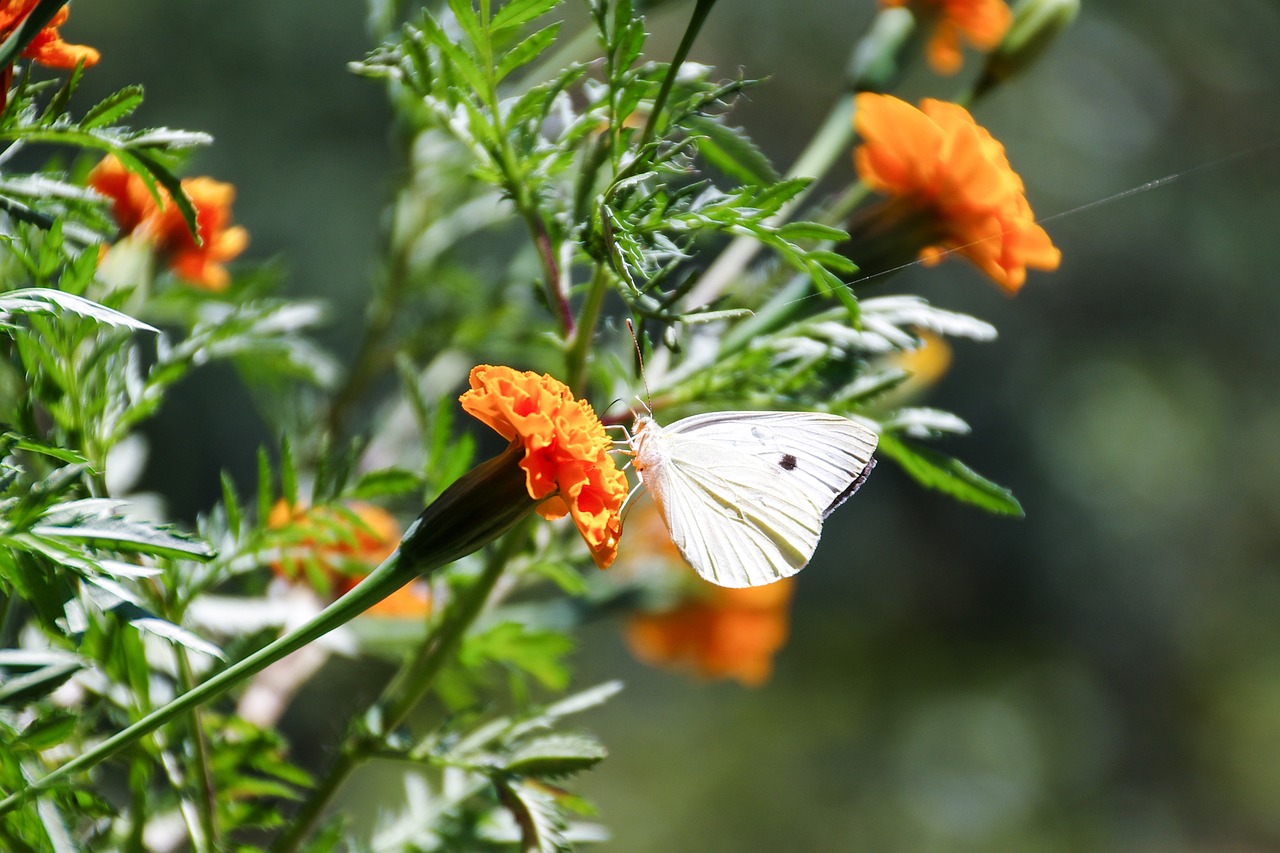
[626,579,795,687]
[461,365,627,568]
[0,2,99,70]
[88,156,250,291]
[853,93,1060,293]
[881,0,1011,75]
[267,499,428,618]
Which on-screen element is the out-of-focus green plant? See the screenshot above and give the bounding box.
[0,0,1071,849]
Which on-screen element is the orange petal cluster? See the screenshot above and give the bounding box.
[88,156,250,291]
[626,578,795,686]
[267,499,401,579]
[0,2,99,70]
[460,364,626,569]
[267,500,430,618]
[880,0,1011,75]
[853,93,1060,293]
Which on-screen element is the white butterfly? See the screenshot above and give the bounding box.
[627,411,878,588]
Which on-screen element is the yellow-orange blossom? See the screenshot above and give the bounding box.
[460,365,627,568]
[880,0,1011,75]
[854,93,1060,293]
[0,1,99,70]
[88,156,250,292]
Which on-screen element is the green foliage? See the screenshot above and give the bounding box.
[0,0,1062,848]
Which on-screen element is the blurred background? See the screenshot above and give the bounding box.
[71,0,1280,849]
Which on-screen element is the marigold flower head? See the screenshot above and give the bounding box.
[880,0,1011,75]
[460,365,627,569]
[88,156,250,292]
[626,577,795,686]
[853,93,1060,293]
[0,2,99,71]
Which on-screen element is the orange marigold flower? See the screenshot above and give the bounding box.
[88,156,250,292]
[460,364,627,569]
[0,2,99,70]
[881,0,1011,75]
[150,177,251,291]
[853,93,1060,293]
[626,578,795,687]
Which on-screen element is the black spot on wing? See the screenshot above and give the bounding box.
[779,454,798,471]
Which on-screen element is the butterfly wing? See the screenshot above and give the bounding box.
[632,413,878,588]
[664,411,878,517]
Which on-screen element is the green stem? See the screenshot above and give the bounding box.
[174,647,218,852]
[0,444,538,817]
[270,520,528,853]
[565,264,610,393]
[0,558,416,816]
[638,0,719,151]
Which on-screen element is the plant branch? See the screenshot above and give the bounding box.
[0,444,538,816]
[639,0,719,151]
[270,519,529,853]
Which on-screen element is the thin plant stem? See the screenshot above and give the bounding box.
[173,646,219,852]
[0,444,538,817]
[638,0,719,151]
[270,519,529,853]
[565,264,610,393]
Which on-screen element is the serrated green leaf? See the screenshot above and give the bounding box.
[0,660,83,707]
[504,734,607,777]
[778,221,849,243]
[129,617,226,660]
[18,710,78,749]
[495,22,561,84]
[221,470,242,537]
[686,115,778,186]
[877,433,1024,516]
[806,248,858,274]
[4,434,89,466]
[491,0,561,33]
[127,149,198,240]
[543,680,624,720]
[494,778,568,853]
[422,11,488,96]
[257,446,273,529]
[0,288,158,333]
[461,622,573,690]
[526,558,589,597]
[125,128,213,148]
[34,501,217,560]
[447,0,486,52]
[80,85,144,130]
[349,468,423,500]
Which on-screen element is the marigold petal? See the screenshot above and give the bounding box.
[853,93,1058,292]
[625,578,795,686]
[880,0,1012,75]
[460,365,626,568]
[854,92,943,196]
[17,5,99,70]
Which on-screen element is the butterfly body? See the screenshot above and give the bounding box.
[629,411,878,588]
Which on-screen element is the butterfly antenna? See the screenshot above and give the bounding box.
[626,318,653,415]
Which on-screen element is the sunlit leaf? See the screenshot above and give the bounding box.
[877,433,1024,517]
